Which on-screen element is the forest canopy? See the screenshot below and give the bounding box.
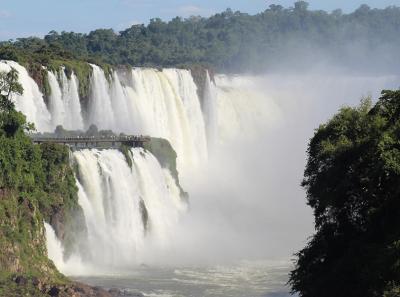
[1,1,400,73]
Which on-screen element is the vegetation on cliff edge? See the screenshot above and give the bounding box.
[0,67,83,295]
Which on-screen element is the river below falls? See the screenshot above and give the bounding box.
[72,261,293,297]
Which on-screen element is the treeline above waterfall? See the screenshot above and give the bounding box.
[1,2,400,73]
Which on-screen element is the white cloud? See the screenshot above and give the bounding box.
[120,0,154,8]
[169,5,214,18]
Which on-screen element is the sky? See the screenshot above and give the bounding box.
[0,0,399,40]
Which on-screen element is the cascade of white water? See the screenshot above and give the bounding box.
[44,222,66,271]
[121,68,208,172]
[59,70,84,130]
[0,61,211,172]
[163,69,208,165]
[0,60,52,131]
[84,66,208,172]
[47,71,66,128]
[61,148,186,272]
[203,71,218,151]
[47,69,84,131]
[108,71,136,132]
[87,64,116,129]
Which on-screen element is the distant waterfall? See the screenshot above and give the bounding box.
[0,60,213,169]
[0,60,52,131]
[60,70,84,130]
[214,75,281,143]
[48,148,187,273]
[203,71,218,150]
[87,64,116,130]
[0,59,279,172]
[86,66,208,172]
[46,69,84,130]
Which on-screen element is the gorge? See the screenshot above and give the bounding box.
[0,59,273,275]
[2,2,400,296]
[1,58,399,296]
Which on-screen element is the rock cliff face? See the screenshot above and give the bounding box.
[0,123,90,295]
[189,65,215,110]
[144,137,188,200]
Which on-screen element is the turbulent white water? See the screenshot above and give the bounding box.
[47,68,85,130]
[52,148,187,274]
[117,67,209,172]
[44,222,66,271]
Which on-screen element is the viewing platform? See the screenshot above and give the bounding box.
[30,135,151,149]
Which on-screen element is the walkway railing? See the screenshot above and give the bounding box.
[30,135,151,148]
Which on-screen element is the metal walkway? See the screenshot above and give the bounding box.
[30,135,151,148]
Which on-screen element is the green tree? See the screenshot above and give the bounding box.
[0,67,23,111]
[2,1,400,72]
[0,68,35,136]
[289,91,400,297]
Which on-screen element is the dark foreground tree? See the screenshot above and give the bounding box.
[290,91,400,297]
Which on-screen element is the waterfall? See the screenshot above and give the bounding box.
[214,75,282,143]
[44,222,66,271]
[87,64,116,130]
[59,70,84,130]
[203,71,218,151]
[51,148,187,273]
[86,66,208,173]
[47,69,85,131]
[47,71,65,128]
[0,60,52,131]
[0,60,212,172]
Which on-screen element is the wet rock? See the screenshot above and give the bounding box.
[50,207,65,240]
[48,286,61,296]
[108,288,120,296]
[126,292,145,297]
[14,275,28,286]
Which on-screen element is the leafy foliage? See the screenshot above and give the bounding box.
[0,71,80,282]
[290,90,400,297]
[0,67,23,112]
